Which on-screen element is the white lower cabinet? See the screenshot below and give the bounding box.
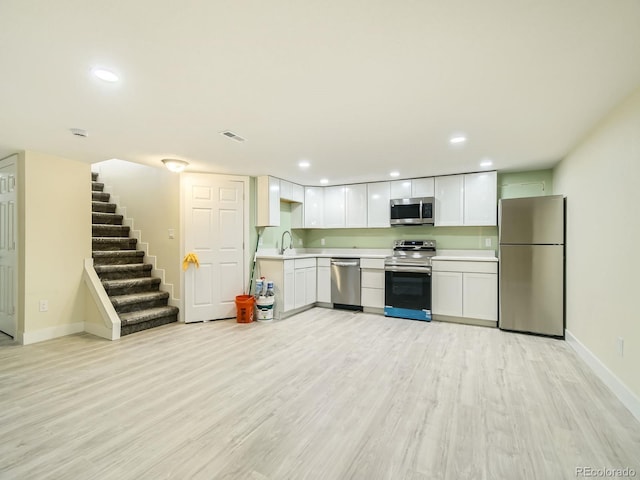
[360,258,385,309]
[432,260,497,322]
[432,271,463,317]
[294,258,317,309]
[316,258,331,303]
[257,258,315,318]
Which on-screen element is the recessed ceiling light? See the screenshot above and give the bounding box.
[92,68,119,82]
[298,160,310,168]
[389,171,400,178]
[480,159,493,168]
[320,178,329,185]
[449,134,467,146]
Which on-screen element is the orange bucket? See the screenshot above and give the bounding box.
[235,295,255,323]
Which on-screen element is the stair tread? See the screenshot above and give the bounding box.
[119,306,179,325]
[94,264,151,272]
[102,277,160,288]
[111,291,169,306]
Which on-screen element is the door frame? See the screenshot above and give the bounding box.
[0,153,19,340]
[179,173,250,322]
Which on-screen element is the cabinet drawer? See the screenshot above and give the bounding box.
[316,257,331,267]
[362,287,384,309]
[283,259,295,272]
[360,257,385,269]
[432,260,497,274]
[361,269,384,288]
[294,257,316,269]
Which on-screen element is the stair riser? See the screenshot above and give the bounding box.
[103,281,161,296]
[92,182,104,192]
[114,297,170,314]
[92,213,123,225]
[121,315,178,336]
[92,239,137,251]
[93,225,131,237]
[92,192,110,202]
[91,172,98,181]
[92,202,117,214]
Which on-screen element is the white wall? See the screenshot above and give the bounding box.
[19,151,91,343]
[92,159,181,302]
[554,86,640,401]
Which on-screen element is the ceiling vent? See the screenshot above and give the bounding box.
[70,128,88,137]
[220,130,246,142]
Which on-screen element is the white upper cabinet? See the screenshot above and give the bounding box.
[256,176,280,227]
[345,183,367,228]
[390,179,412,199]
[463,171,497,226]
[280,179,305,203]
[324,186,346,228]
[412,177,435,197]
[435,175,464,226]
[304,187,324,228]
[367,182,391,228]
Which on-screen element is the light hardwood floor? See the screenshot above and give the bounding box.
[1,309,639,479]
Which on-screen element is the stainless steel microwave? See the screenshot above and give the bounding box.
[390,197,435,225]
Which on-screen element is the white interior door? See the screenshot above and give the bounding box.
[183,174,245,323]
[0,155,18,338]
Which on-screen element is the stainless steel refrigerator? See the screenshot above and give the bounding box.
[499,195,565,337]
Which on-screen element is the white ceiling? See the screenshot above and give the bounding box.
[1,0,640,186]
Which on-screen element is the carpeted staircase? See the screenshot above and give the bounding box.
[91,172,179,335]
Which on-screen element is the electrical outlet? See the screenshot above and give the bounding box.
[39,300,48,312]
[616,337,624,357]
[321,238,325,246]
[298,238,303,246]
[168,228,175,239]
[485,238,492,247]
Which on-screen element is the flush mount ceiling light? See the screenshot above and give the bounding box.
[70,128,88,138]
[92,68,119,82]
[320,178,329,185]
[161,158,189,173]
[298,160,311,168]
[389,171,400,178]
[449,133,468,146]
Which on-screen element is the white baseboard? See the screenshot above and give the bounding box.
[566,329,640,422]
[22,322,85,345]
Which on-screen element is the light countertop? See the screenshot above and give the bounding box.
[256,248,497,262]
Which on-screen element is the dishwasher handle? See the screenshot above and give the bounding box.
[330,259,360,267]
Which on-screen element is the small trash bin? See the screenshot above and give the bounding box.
[235,295,255,323]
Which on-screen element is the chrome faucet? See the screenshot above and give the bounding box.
[280,230,292,255]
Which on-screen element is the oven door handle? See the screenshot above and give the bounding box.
[385,266,432,274]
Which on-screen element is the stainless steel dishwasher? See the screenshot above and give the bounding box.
[330,258,362,310]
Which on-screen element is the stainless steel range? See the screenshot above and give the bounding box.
[384,240,436,321]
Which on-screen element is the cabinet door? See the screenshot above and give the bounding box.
[435,175,464,226]
[256,176,280,227]
[294,268,306,308]
[304,187,324,228]
[362,288,384,308]
[464,171,497,226]
[280,179,293,201]
[292,183,305,203]
[345,183,367,228]
[323,186,346,228]
[412,177,435,197]
[305,267,317,305]
[317,266,331,303]
[390,179,412,198]
[432,271,463,316]
[284,267,295,312]
[463,273,497,320]
[367,182,391,227]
